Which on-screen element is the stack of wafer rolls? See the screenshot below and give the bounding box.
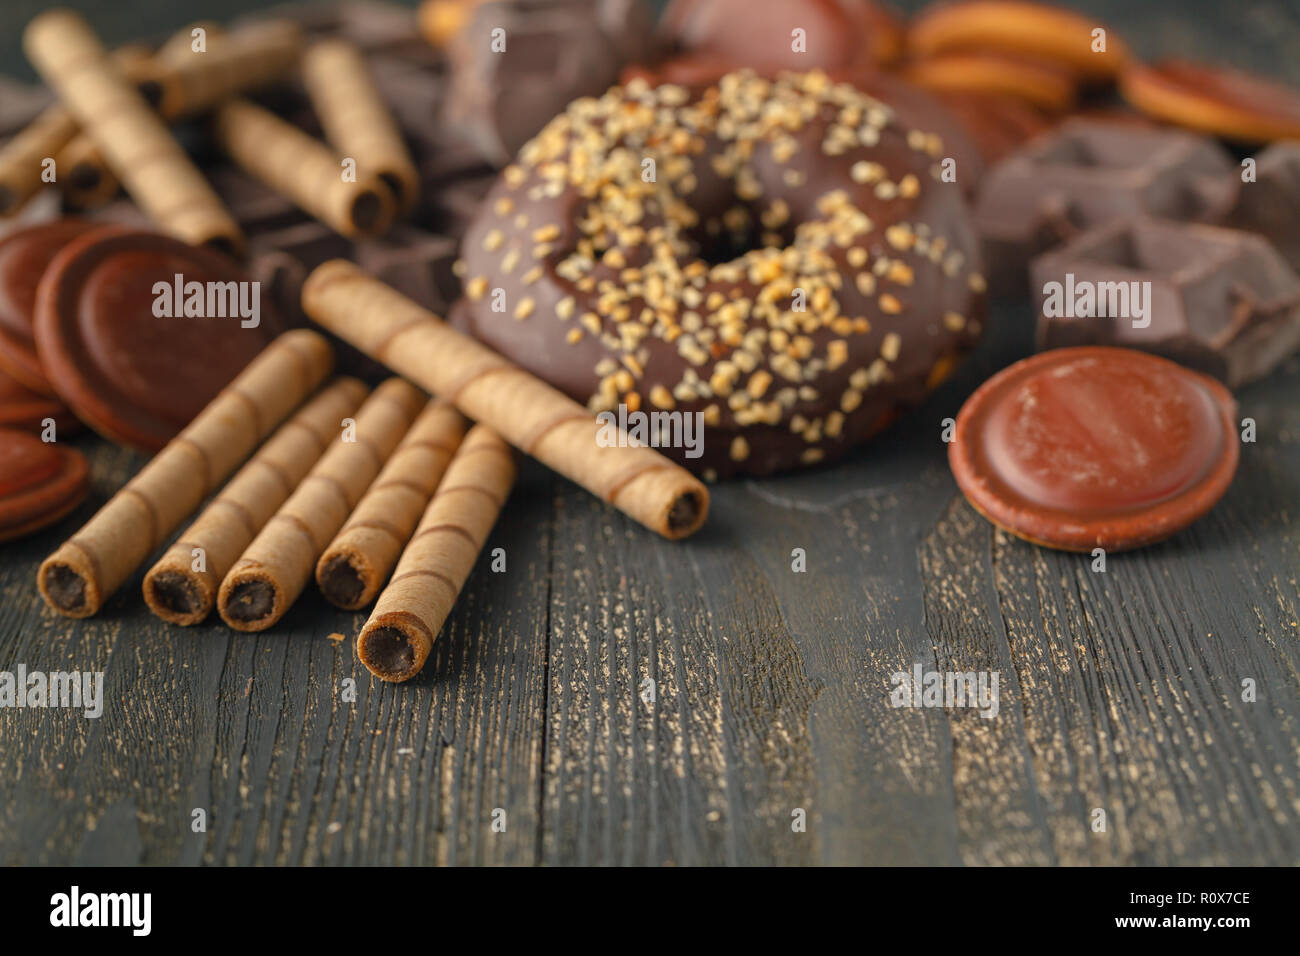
[300,260,710,540]
[316,400,468,610]
[217,378,426,631]
[4,17,302,221]
[143,376,368,625]
[357,424,516,682]
[37,330,334,618]
[301,38,420,213]
[0,44,161,216]
[24,10,243,251]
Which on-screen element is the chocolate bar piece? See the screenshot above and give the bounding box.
[975,119,1238,293]
[445,0,657,167]
[1031,216,1300,389]
[0,78,54,138]
[355,225,459,312]
[1225,142,1300,272]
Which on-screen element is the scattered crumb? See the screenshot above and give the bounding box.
[327,632,346,642]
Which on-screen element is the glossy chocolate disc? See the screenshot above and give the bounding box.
[0,428,88,541]
[949,346,1239,551]
[33,227,280,452]
[0,369,79,433]
[0,219,97,394]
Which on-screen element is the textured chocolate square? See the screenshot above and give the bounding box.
[1225,142,1300,272]
[1032,216,1300,388]
[445,0,656,167]
[975,119,1238,293]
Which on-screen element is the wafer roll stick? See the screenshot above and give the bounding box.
[52,43,153,211]
[37,330,334,618]
[144,376,368,625]
[152,20,303,120]
[301,39,420,212]
[316,400,467,610]
[24,10,243,253]
[218,378,425,631]
[0,105,76,216]
[357,424,516,682]
[214,98,395,238]
[302,261,710,539]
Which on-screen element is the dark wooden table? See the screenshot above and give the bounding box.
[2,0,1299,866]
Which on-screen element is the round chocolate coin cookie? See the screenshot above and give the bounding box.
[0,218,98,394]
[0,428,88,542]
[949,347,1239,552]
[33,227,283,452]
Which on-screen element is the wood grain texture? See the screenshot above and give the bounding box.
[2,0,1299,866]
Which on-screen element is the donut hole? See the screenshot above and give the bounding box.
[686,205,795,267]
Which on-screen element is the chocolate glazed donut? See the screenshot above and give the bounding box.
[455,70,987,478]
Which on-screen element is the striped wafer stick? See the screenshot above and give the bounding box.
[301,260,709,539]
[301,38,420,211]
[214,98,395,238]
[151,19,302,120]
[356,424,515,682]
[37,330,334,618]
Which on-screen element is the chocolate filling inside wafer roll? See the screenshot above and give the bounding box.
[350,190,387,234]
[66,162,101,193]
[40,562,87,613]
[317,553,366,608]
[222,577,278,624]
[378,173,408,209]
[358,625,417,681]
[144,570,203,617]
[669,491,704,535]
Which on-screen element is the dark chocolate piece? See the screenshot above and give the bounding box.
[0,78,55,138]
[949,346,1239,552]
[1225,142,1300,271]
[974,119,1238,293]
[1032,216,1300,389]
[356,225,460,313]
[445,0,657,167]
[206,165,308,235]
